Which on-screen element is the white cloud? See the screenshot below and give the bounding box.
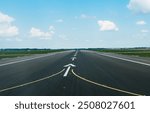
[0,12,14,23]
[30,26,55,39]
[141,29,149,33]
[97,20,119,31]
[127,0,150,13]
[56,19,63,23]
[0,12,19,37]
[0,26,19,37]
[136,20,146,25]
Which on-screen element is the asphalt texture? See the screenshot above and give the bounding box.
[0,50,150,96]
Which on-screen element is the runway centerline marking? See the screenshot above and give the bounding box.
[74,51,78,57]
[63,64,76,77]
[98,53,150,67]
[71,69,144,96]
[0,69,65,93]
[71,57,76,61]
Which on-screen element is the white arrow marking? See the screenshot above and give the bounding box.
[71,57,76,61]
[63,66,71,77]
[63,64,76,77]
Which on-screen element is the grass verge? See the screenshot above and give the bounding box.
[93,48,150,57]
[0,49,65,59]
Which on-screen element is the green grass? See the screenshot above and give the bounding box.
[0,49,64,59]
[95,49,150,57]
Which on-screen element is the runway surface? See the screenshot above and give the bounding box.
[0,50,150,96]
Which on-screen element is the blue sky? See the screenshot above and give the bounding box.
[0,0,150,49]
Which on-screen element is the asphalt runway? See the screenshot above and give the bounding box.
[0,50,150,96]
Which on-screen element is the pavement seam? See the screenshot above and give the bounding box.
[0,69,65,93]
[71,69,144,96]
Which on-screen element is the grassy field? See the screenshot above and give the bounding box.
[93,48,150,57]
[0,49,64,59]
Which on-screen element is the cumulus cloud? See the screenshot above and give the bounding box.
[30,26,55,39]
[0,26,19,37]
[30,28,51,37]
[136,20,146,25]
[97,20,119,31]
[0,12,19,37]
[127,0,150,13]
[0,12,14,23]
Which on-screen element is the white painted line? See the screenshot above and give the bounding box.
[63,64,76,77]
[71,69,144,96]
[63,66,71,77]
[98,53,150,67]
[71,57,76,61]
[0,69,65,93]
[74,51,78,57]
[0,54,54,67]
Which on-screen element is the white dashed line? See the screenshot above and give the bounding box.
[74,51,78,57]
[71,57,76,61]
